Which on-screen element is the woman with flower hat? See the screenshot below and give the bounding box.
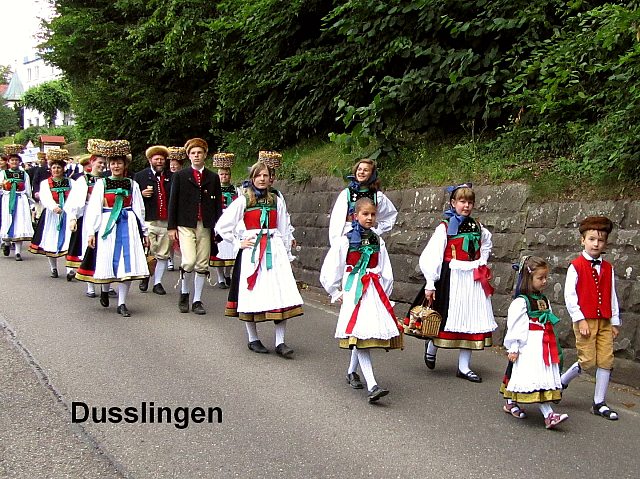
[28,148,74,278]
[209,152,242,288]
[0,144,34,261]
[75,140,150,317]
[328,158,397,248]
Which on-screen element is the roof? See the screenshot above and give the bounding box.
[3,72,23,101]
[0,84,7,97]
[40,135,66,144]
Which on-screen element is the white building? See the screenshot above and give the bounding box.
[3,54,73,129]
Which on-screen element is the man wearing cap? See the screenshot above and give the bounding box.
[135,145,173,295]
[168,138,222,314]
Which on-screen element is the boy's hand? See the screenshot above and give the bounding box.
[578,319,590,337]
[612,326,619,339]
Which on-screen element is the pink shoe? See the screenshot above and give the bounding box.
[545,412,568,429]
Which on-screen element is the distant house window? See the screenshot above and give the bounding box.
[35,66,39,79]
[27,68,32,81]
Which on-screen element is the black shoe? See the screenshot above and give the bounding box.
[217,282,229,289]
[152,283,166,295]
[1,243,9,256]
[191,301,206,315]
[275,343,294,358]
[50,268,58,278]
[346,372,364,389]
[248,340,269,354]
[100,291,110,307]
[66,271,75,281]
[179,293,190,313]
[116,304,131,317]
[139,277,149,292]
[86,291,97,298]
[15,254,22,261]
[424,341,436,369]
[225,276,231,287]
[591,402,619,420]
[367,385,389,403]
[108,288,117,297]
[456,369,482,383]
[167,259,174,271]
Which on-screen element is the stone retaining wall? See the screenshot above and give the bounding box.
[278,179,640,387]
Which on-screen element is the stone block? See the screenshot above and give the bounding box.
[613,230,640,250]
[492,233,527,262]
[556,201,625,228]
[526,203,560,229]
[391,281,421,305]
[385,190,404,212]
[491,261,518,296]
[491,293,512,319]
[402,188,447,213]
[388,254,422,284]
[479,211,527,234]
[387,230,433,257]
[525,228,581,249]
[611,358,640,389]
[473,184,529,213]
[622,201,640,229]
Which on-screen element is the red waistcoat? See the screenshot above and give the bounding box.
[571,255,613,319]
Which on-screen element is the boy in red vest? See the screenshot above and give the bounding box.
[561,216,620,420]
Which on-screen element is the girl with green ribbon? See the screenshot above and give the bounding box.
[501,256,569,430]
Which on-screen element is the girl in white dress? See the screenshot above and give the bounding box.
[216,161,303,357]
[500,256,568,429]
[320,198,401,403]
[328,158,397,247]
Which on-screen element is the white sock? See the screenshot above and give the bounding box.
[224,266,232,278]
[181,271,193,294]
[87,283,95,294]
[216,267,225,284]
[539,403,554,418]
[118,282,130,306]
[356,349,377,390]
[458,349,472,373]
[561,362,581,386]
[154,259,167,285]
[245,322,259,342]
[594,368,611,404]
[101,283,110,293]
[66,267,73,274]
[348,348,359,374]
[14,242,21,255]
[426,339,437,356]
[48,257,57,271]
[193,273,206,302]
[275,320,287,346]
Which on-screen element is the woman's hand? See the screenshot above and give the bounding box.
[69,219,77,232]
[88,235,96,248]
[424,289,436,303]
[168,229,177,242]
[508,352,519,363]
[143,236,150,249]
[53,206,62,214]
[240,238,256,249]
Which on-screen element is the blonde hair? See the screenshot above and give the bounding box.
[246,162,275,207]
[451,187,475,203]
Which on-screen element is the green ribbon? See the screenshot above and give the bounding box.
[250,203,273,270]
[102,187,130,239]
[450,230,481,256]
[51,181,70,231]
[344,244,379,304]
[5,173,23,214]
[521,294,564,369]
[222,191,234,207]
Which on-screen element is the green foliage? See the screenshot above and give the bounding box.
[13,125,79,147]
[0,65,12,84]
[0,104,19,135]
[20,79,72,127]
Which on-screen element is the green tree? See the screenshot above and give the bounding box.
[0,64,12,84]
[20,79,72,127]
[0,103,19,135]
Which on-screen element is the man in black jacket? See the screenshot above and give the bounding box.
[134,145,172,295]
[167,138,222,314]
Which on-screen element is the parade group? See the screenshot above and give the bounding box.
[0,138,622,429]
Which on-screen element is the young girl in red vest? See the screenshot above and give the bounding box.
[561,216,621,420]
[405,183,496,382]
[320,197,401,403]
[501,256,568,429]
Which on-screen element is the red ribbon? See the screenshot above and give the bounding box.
[246,234,267,291]
[529,322,560,366]
[473,265,495,297]
[345,273,397,335]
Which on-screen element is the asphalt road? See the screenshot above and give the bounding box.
[1,255,639,479]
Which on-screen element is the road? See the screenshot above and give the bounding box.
[1,255,639,478]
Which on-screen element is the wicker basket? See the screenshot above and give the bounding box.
[212,152,235,168]
[403,302,442,339]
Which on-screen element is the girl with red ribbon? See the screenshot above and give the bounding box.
[501,256,568,429]
[320,198,401,403]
